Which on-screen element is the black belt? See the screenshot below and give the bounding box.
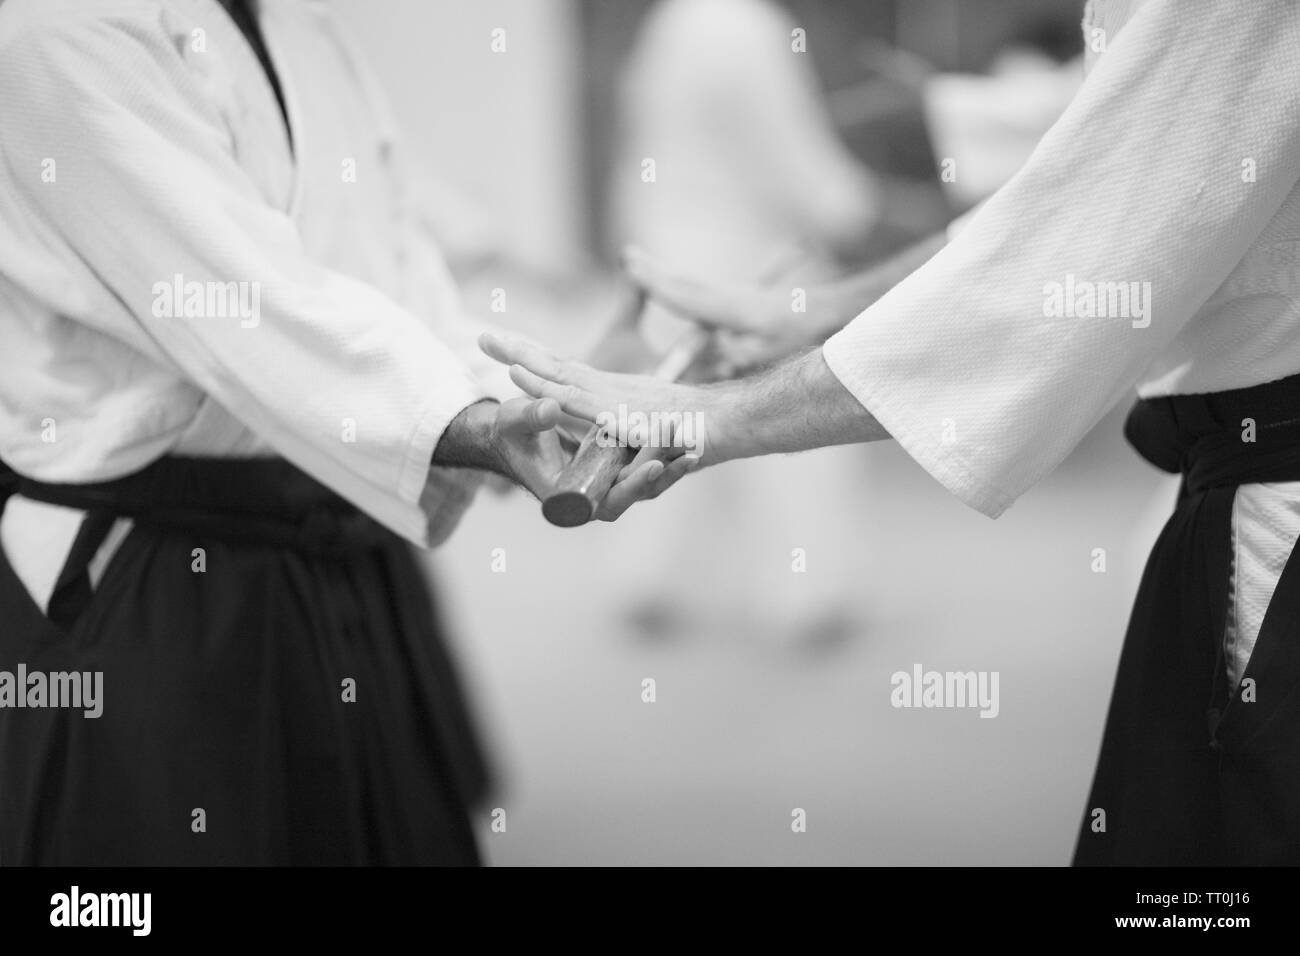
[1130,377,1300,738]
[0,456,395,629]
[1125,372,1300,494]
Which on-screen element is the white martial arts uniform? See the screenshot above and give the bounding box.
[823,0,1300,684]
[0,0,515,609]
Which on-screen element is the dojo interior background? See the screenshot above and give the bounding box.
[332,0,1176,865]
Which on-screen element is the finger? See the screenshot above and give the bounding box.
[506,365,607,423]
[497,397,562,436]
[645,451,701,498]
[598,458,665,521]
[599,453,700,521]
[524,397,563,431]
[478,330,533,367]
[479,332,592,387]
[617,443,676,483]
[556,425,583,454]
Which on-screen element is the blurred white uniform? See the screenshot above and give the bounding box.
[922,49,1083,210]
[610,0,878,640]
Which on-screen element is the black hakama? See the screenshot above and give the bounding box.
[0,457,489,865]
[1075,374,1300,865]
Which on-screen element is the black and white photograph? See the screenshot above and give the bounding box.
[0,0,1291,935]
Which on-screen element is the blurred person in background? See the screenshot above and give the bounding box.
[606,0,887,648]
[603,0,1090,651]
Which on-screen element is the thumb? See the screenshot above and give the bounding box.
[499,397,563,436]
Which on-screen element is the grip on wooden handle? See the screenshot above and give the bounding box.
[541,313,713,528]
[542,426,633,527]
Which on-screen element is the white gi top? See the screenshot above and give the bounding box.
[0,0,511,555]
[822,0,1300,684]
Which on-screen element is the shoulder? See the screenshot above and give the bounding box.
[0,0,179,78]
[0,0,215,169]
[0,0,171,44]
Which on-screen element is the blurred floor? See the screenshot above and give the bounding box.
[430,393,1176,866]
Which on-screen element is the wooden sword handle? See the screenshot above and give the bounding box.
[541,324,713,528]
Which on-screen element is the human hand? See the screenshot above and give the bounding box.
[496,388,696,524]
[434,395,697,522]
[487,396,572,500]
[621,248,815,377]
[478,330,732,521]
[478,332,752,469]
[478,331,891,492]
[433,397,569,500]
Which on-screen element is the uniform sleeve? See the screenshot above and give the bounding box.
[0,10,487,547]
[821,0,1300,517]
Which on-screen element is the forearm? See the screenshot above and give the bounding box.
[708,348,891,463]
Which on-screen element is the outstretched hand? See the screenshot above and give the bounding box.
[479,332,745,465]
[435,391,705,524]
[479,331,892,497]
[621,246,815,376]
[478,331,743,515]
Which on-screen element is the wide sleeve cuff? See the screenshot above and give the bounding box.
[821,334,1018,518]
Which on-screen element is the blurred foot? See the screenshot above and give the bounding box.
[622,598,692,642]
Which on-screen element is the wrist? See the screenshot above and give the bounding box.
[705,348,886,463]
[432,399,506,476]
[699,380,762,465]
